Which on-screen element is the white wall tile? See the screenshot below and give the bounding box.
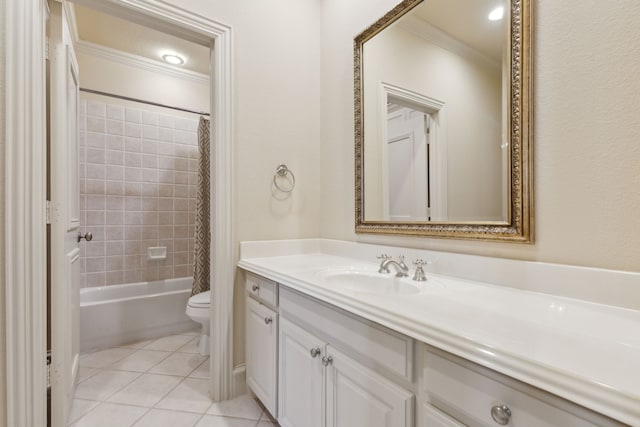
[125,108,142,124]
[106,105,124,121]
[80,97,200,287]
[87,101,106,118]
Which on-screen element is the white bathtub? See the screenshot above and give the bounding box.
[80,277,197,352]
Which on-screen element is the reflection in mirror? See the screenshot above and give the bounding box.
[355,0,532,241]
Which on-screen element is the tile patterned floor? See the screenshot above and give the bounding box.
[70,330,278,427]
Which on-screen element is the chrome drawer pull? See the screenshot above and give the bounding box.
[321,355,333,366]
[491,404,512,425]
[252,284,259,292]
[264,317,272,325]
[310,347,321,358]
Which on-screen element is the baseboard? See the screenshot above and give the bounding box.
[232,364,247,397]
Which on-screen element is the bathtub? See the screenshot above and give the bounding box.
[80,277,198,352]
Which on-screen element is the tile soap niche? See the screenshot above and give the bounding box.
[147,246,167,260]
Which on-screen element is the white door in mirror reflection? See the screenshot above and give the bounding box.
[385,106,442,221]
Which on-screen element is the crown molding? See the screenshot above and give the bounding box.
[399,14,500,71]
[74,40,209,84]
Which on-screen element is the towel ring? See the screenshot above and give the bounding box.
[273,164,296,193]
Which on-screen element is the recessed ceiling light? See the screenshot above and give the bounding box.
[162,53,185,65]
[488,6,504,21]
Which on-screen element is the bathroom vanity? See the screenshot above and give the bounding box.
[240,240,639,427]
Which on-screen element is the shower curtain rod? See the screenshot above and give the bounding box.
[79,88,211,117]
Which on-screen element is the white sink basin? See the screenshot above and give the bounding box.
[317,270,422,295]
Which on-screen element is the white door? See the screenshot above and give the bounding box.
[49,2,81,426]
[325,346,414,427]
[386,107,430,221]
[246,297,278,417]
[278,317,325,427]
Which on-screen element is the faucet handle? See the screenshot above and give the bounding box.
[377,254,391,274]
[412,258,429,282]
[413,258,428,267]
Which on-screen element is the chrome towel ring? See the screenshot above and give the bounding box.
[273,164,296,193]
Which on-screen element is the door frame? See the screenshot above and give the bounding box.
[3,0,234,423]
[379,82,448,221]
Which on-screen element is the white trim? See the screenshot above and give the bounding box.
[74,40,209,85]
[379,82,448,221]
[233,364,247,398]
[62,2,80,44]
[398,14,500,72]
[4,0,49,425]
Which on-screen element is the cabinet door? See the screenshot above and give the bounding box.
[278,317,325,427]
[326,346,415,427]
[246,297,278,417]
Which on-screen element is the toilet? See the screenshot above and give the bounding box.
[186,290,211,356]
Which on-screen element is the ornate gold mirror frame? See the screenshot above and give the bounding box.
[354,0,533,242]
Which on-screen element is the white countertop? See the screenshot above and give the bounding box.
[238,251,640,426]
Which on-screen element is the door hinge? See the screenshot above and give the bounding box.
[45,37,49,60]
[46,351,52,389]
[46,200,52,224]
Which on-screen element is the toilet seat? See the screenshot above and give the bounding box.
[188,290,210,308]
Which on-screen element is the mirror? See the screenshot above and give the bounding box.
[355,0,532,241]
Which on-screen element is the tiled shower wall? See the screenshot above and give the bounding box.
[79,97,201,287]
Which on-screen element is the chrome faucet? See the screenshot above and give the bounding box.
[377,254,409,277]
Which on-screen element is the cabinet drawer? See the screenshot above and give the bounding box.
[420,403,465,427]
[246,272,278,308]
[280,286,414,383]
[423,347,623,427]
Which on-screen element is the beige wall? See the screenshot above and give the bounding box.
[0,0,6,423]
[77,52,210,113]
[321,0,640,273]
[75,0,323,366]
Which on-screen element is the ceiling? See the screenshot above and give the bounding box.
[73,4,211,75]
[409,0,507,61]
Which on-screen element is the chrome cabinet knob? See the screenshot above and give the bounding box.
[310,347,321,358]
[490,404,512,425]
[251,284,259,292]
[321,355,333,366]
[264,317,272,325]
[77,231,93,242]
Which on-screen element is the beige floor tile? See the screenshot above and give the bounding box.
[149,352,207,377]
[74,369,140,401]
[80,348,136,368]
[118,338,155,349]
[194,415,257,427]
[108,373,182,407]
[206,394,263,420]
[189,357,210,379]
[68,399,100,424]
[111,349,172,372]
[77,367,101,383]
[144,334,193,351]
[132,408,202,427]
[177,337,201,354]
[155,378,212,413]
[70,402,148,427]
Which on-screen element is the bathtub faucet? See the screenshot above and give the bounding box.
[377,254,409,277]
